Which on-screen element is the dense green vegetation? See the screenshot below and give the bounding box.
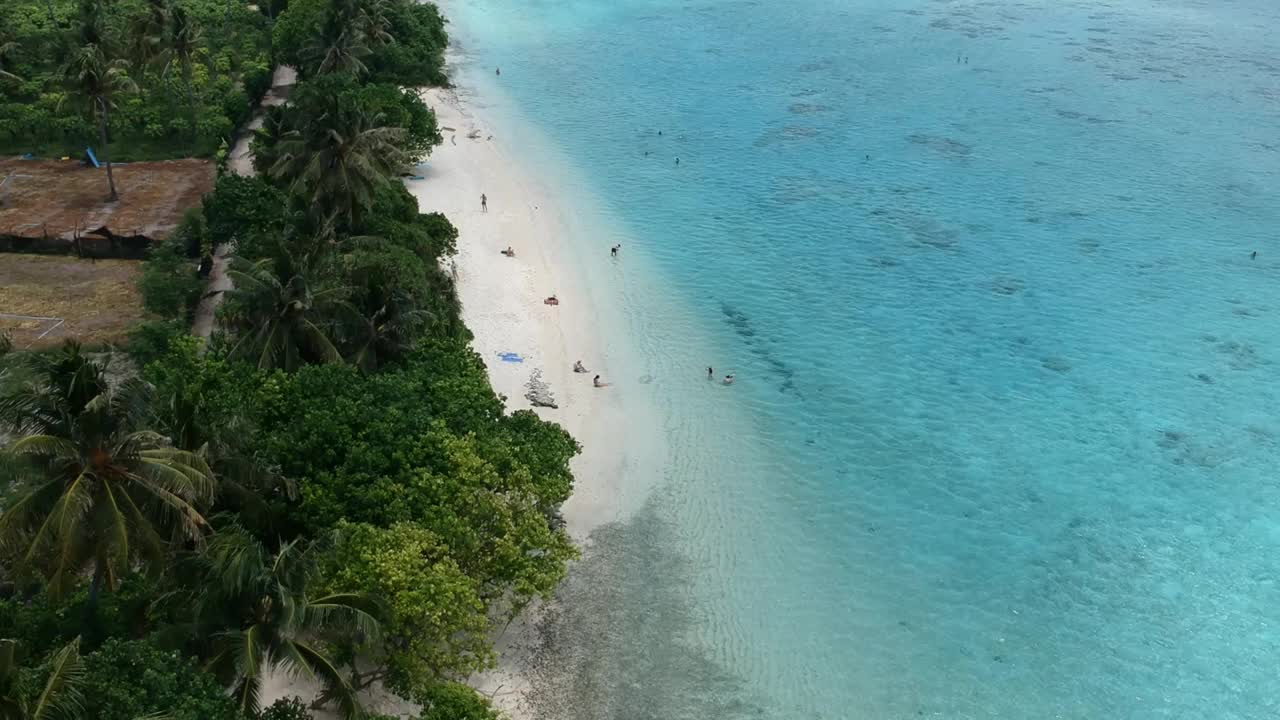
[0,0,273,161]
[0,1,572,718]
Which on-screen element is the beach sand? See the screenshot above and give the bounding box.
[258,73,640,720]
[408,84,630,542]
[409,83,633,719]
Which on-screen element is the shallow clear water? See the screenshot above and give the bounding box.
[445,0,1280,717]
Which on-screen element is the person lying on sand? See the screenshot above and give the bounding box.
[593,375,610,388]
[573,360,589,373]
[544,295,559,306]
[501,246,515,257]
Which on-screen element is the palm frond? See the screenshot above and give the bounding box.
[288,640,361,720]
[29,637,84,720]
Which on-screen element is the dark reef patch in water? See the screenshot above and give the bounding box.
[526,503,769,720]
[721,303,800,396]
[788,102,830,115]
[907,133,973,158]
[1216,340,1266,370]
[991,275,1026,296]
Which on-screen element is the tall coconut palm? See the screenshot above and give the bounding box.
[156,388,296,536]
[192,528,379,719]
[127,0,169,72]
[305,27,370,78]
[60,44,135,202]
[345,293,429,372]
[301,0,372,78]
[221,253,355,371]
[158,6,203,146]
[0,343,215,605]
[355,0,394,50]
[0,638,85,720]
[270,108,408,225]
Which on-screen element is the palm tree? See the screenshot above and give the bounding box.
[156,389,296,536]
[301,0,373,78]
[192,528,379,719]
[158,6,203,147]
[305,28,370,78]
[0,638,85,720]
[355,0,394,50]
[127,0,169,72]
[270,108,409,225]
[72,0,105,48]
[345,294,429,372]
[221,253,355,371]
[0,343,215,605]
[60,44,135,202]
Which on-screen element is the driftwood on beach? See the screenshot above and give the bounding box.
[525,369,558,408]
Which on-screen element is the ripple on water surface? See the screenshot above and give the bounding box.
[450,0,1280,717]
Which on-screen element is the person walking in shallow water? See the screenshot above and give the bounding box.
[481,193,488,212]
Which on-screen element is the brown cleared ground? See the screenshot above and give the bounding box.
[0,158,213,251]
[0,255,142,348]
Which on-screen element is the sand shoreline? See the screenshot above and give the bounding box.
[260,36,655,719]
[407,71,641,719]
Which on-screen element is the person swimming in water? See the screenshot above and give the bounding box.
[707,366,714,379]
[723,374,735,385]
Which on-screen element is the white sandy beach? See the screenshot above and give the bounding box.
[259,70,641,720]
[407,83,635,719]
[407,84,630,542]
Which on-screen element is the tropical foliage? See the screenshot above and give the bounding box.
[0,343,215,601]
[0,0,577,717]
[0,638,84,720]
[0,0,272,160]
[182,527,378,718]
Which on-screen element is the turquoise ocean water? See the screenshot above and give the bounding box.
[443,1,1280,717]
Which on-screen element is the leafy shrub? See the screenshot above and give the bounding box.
[243,61,274,106]
[126,319,189,369]
[202,173,289,255]
[81,638,243,720]
[416,682,502,720]
[138,241,204,322]
[0,577,159,658]
[259,696,314,720]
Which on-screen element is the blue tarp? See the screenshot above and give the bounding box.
[84,147,100,168]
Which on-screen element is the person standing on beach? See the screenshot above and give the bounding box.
[481,193,488,212]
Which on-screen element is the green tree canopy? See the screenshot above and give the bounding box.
[0,343,215,602]
[325,522,490,692]
[0,637,84,720]
[80,638,242,720]
[185,527,379,720]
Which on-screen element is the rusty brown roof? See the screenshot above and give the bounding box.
[0,157,214,242]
